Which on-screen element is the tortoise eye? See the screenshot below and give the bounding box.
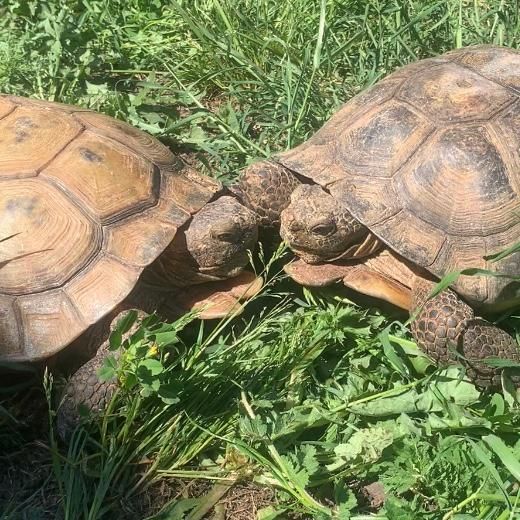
[311,222,336,236]
[212,225,241,242]
[216,231,238,242]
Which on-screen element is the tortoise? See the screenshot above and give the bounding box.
[0,94,262,425]
[237,45,520,386]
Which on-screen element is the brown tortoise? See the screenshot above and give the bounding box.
[0,95,262,429]
[237,45,520,386]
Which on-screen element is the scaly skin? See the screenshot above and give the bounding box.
[411,279,520,387]
[410,280,474,366]
[57,346,118,440]
[58,195,259,439]
[461,319,520,387]
[147,196,258,287]
[280,184,370,264]
[57,310,146,440]
[236,160,302,228]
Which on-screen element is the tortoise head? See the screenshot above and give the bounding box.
[280,184,370,264]
[149,195,259,287]
[185,195,258,279]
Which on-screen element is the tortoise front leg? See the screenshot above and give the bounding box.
[410,278,520,387]
[56,309,145,440]
[56,272,264,439]
[235,160,302,228]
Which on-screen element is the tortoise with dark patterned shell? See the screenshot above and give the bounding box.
[236,45,520,386]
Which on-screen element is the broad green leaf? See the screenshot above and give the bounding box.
[97,355,118,381]
[109,310,138,350]
[327,427,394,471]
[483,434,520,482]
[115,309,138,335]
[138,358,164,376]
[502,375,519,407]
[425,413,491,430]
[158,384,181,405]
[141,378,161,392]
[153,330,180,348]
[109,330,122,351]
[489,393,505,416]
[471,441,510,507]
[349,369,480,417]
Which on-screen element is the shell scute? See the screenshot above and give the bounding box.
[278,76,404,185]
[0,106,82,178]
[74,111,175,165]
[41,131,159,223]
[447,46,520,94]
[0,178,102,295]
[63,255,140,327]
[0,296,21,359]
[397,61,516,123]
[335,101,433,178]
[16,290,86,359]
[394,124,517,238]
[0,97,16,119]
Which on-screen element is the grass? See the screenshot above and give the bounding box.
[1,0,520,518]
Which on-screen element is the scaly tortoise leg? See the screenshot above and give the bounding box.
[56,273,264,439]
[56,309,146,440]
[235,160,302,228]
[410,278,520,387]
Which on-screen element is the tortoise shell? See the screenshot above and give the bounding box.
[0,96,220,361]
[278,46,520,308]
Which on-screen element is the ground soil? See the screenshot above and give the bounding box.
[1,383,285,520]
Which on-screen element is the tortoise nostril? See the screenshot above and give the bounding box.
[288,220,303,232]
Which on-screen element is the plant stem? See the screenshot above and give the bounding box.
[240,390,331,516]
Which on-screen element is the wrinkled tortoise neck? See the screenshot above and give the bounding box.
[143,232,220,288]
[325,229,382,263]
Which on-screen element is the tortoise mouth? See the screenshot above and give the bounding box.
[199,264,244,278]
[287,240,348,265]
[198,250,251,278]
